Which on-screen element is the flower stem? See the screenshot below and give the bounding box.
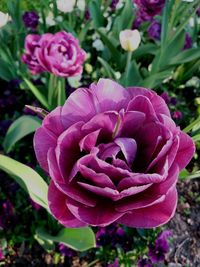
[125,51,133,86]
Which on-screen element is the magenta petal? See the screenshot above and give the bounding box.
[117,187,177,228]
[114,137,137,166]
[47,148,64,183]
[79,164,116,189]
[175,131,195,171]
[67,198,123,227]
[90,79,129,112]
[127,87,171,117]
[79,129,101,152]
[118,111,146,137]
[56,121,84,178]
[61,87,96,129]
[43,106,64,136]
[127,95,156,119]
[48,181,87,228]
[34,127,56,172]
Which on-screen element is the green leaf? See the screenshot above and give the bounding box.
[160,0,169,48]
[132,44,158,59]
[97,28,121,64]
[0,58,16,81]
[36,227,96,251]
[192,134,200,142]
[179,168,190,180]
[24,78,50,110]
[89,0,105,28]
[98,57,116,79]
[3,115,41,153]
[120,60,142,86]
[169,48,200,65]
[183,116,200,133]
[112,0,134,36]
[139,70,172,88]
[0,155,49,210]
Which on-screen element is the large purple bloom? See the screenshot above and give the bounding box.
[34,79,195,228]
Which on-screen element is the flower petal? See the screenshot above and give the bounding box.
[48,181,87,228]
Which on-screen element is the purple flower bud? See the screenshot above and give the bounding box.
[196,7,200,17]
[183,32,192,50]
[148,20,161,40]
[160,92,171,104]
[172,111,183,120]
[84,9,90,20]
[170,97,177,106]
[22,11,39,29]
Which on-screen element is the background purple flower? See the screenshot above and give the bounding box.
[148,230,172,263]
[148,21,161,40]
[172,111,183,120]
[133,0,166,17]
[108,258,119,267]
[22,11,39,29]
[184,33,192,50]
[160,92,171,104]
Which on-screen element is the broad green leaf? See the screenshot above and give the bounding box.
[179,168,190,180]
[89,0,105,28]
[3,116,41,153]
[132,44,158,59]
[36,227,96,251]
[160,0,169,48]
[24,78,50,110]
[0,155,48,210]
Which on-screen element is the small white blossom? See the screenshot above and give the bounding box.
[119,29,141,52]
[56,0,76,13]
[0,11,11,28]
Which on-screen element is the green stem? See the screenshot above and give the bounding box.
[125,51,133,86]
[57,78,66,106]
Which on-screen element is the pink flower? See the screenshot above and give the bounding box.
[22,31,86,77]
[34,79,195,228]
[22,34,45,75]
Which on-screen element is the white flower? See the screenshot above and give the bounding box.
[46,12,56,26]
[77,0,85,11]
[0,11,11,28]
[92,39,104,51]
[119,29,141,52]
[56,0,76,13]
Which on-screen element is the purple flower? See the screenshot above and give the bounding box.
[22,31,86,77]
[170,97,177,106]
[84,9,90,20]
[108,258,119,267]
[148,20,161,40]
[132,10,152,29]
[148,230,172,263]
[160,92,171,104]
[58,243,76,257]
[133,0,166,17]
[196,7,200,17]
[137,258,153,267]
[30,198,41,211]
[22,34,45,74]
[183,32,192,50]
[0,199,14,229]
[22,11,39,29]
[34,78,195,228]
[172,111,183,120]
[110,0,119,10]
[0,248,4,261]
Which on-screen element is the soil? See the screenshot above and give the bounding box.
[1,179,200,267]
